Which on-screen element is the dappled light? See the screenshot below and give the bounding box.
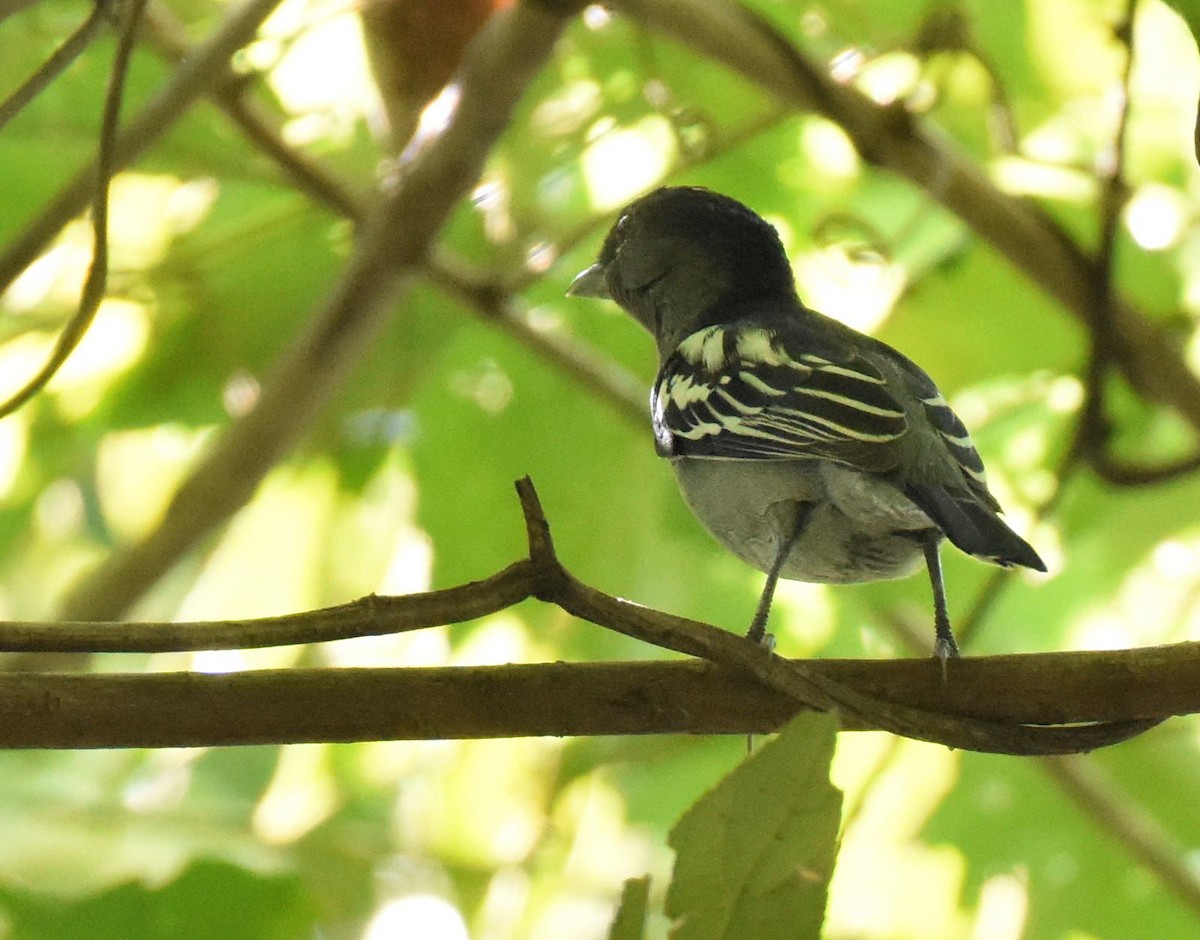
[0,0,1199,937]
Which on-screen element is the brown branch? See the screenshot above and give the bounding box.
[139,2,367,222]
[8,478,1190,754]
[3,563,535,653]
[0,0,147,420]
[609,0,1200,434]
[1,600,1197,728]
[1068,2,1200,485]
[0,656,1182,751]
[0,663,799,748]
[57,2,572,622]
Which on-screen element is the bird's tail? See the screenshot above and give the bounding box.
[906,484,1046,571]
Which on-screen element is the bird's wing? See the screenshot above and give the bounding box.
[652,322,909,472]
[877,341,1000,512]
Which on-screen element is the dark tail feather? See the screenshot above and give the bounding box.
[906,484,1046,571]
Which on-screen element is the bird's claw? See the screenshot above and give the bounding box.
[933,633,960,683]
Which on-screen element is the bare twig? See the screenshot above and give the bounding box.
[0,0,109,132]
[0,0,147,420]
[1069,2,1200,484]
[139,2,367,221]
[58,2,572,621]
[0,0,286,295]
[424,258,648,425]
[0,478,1193,751]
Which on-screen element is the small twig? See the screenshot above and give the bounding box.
[138,2,366,222]
[424,258,649,425]
[0,563,535,653]
[0,0,147,420]
[0,0,110,132]
[1073,1,1135,464]
[1062,0,1200,486]
[58,2,573,622]
[1091,449,1200,485]
[512,479,1161,756]
[0,0,286,296]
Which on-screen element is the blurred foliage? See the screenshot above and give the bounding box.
[1,0,1200,938]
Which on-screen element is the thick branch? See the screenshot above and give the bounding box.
[5,479,1194,754]
[0,652,1188,750]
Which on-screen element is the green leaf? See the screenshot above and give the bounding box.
[665,712,842,940]
[608,876,651,940]
[0,858,318,940]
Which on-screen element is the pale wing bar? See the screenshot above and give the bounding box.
[653,327,908,461]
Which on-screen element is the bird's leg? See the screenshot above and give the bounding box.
[921,532,960,669]
[747,502,813,648]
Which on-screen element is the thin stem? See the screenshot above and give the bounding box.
[0,0,148,420]
[0,0,287,295]
[0,0,110,132]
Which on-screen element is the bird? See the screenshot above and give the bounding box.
[567,186,1045,661]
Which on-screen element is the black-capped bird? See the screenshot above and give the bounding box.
[568,186,1044,661]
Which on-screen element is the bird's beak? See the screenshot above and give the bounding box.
[566,263,610,299]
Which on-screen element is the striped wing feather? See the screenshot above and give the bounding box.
[652,324,909,473]
[651,321,1045,570]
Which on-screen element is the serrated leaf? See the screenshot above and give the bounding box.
[665,712,842,940]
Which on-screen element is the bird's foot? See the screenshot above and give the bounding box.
[746,628,776,653]
[745,611,776,652]
[934,632,960,683]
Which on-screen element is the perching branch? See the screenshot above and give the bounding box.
[3,479,1190,754]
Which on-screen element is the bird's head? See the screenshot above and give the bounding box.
[567,187,798,359]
